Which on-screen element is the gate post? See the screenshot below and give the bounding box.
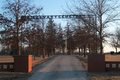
[88,54,105,72]
[14,55,32,73]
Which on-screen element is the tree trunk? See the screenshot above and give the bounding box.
[7,46,10,55]
[82,47,84,55]
[116,47,117,53]
[72,50,73,55]
[62,48,64,54]
[83,45,86,57]
[100,30,103,54]
[53,48,55,55]
[29,43,31,55]
[95,37,98,54]
[16,1,21,55]
[48,52,50,57]
[88,45,91,54]
[33,54,35,60]
[51,49,53,56]
[18,42,21,55]
[33,47,35,60]
[16,21,21,55]
[43,47,45,58]
[79,47,80,55]
[99,4,103,54]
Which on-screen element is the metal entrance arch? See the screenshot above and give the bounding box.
[20,14,97,55]
[21,15,94,20]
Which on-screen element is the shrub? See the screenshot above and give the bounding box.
[110,51,114,55]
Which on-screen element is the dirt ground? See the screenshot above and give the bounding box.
[76,54,120,80]
[0,55,55,80]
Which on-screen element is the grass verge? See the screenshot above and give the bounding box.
[75,55,88,71]
[0,56,55,80]
[75,55,120,80]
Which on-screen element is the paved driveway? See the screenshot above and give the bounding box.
[28,55,90,80]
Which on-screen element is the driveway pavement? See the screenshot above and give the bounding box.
[28,55,90,80]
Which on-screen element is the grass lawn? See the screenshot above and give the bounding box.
[76,54,120,80]
[0,55,55,80]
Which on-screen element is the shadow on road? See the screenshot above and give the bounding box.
[28,55,89,80]
[29,70,88,80]
[30,56,57,73]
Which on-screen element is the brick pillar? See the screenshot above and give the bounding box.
[88,54,105,72]
[14,55,32,73]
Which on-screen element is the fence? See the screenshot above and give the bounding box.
[0,63,14,72]
[0,55,32,73]
[105,62,120,71]
[88,54,120,72]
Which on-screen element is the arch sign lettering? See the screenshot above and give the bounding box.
[21,15,94,20]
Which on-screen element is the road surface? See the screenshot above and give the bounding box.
[28,55,89,80]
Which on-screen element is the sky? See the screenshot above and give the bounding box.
[0,0,119,53]
[34,0,68,14]
[33,0,69,27]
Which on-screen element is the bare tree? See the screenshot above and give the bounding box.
[110,27,120,53]
[46,19,57,56]
[55,23,65,54]
[0,0,42,55]
[65,0,120,54]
